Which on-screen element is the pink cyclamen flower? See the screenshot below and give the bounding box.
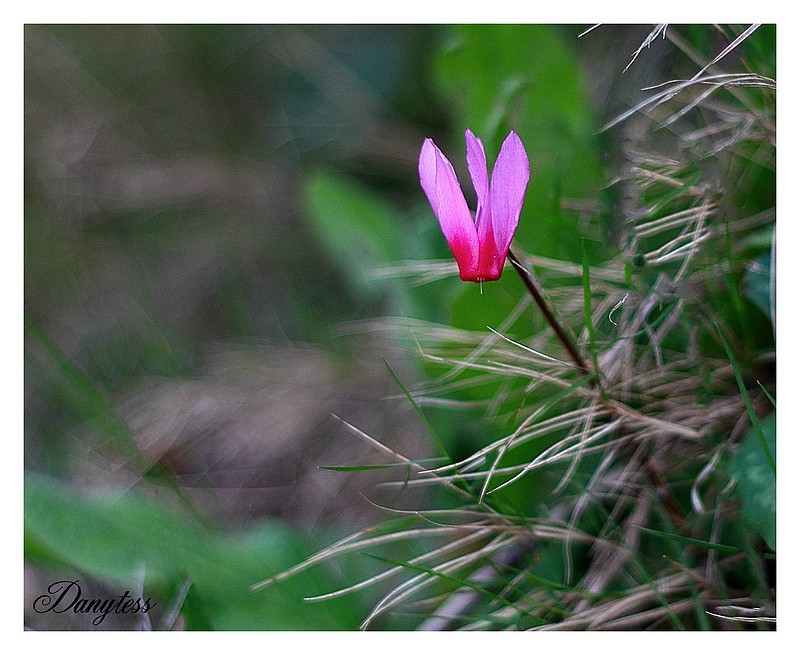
[419,129,530,282]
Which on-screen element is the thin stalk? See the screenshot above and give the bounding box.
[507,251,684,522]
[507,249,592,379]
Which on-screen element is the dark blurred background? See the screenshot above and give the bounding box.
[25,25,448,530]
[25,25,457,628]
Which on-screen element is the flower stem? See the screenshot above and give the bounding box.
[507,249,592,378]
[507,250,683,522]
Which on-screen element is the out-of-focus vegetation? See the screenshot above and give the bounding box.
[25,24,442,629]
[25,24,775,630]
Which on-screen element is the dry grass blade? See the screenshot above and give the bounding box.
[251,524,470,591]
[427,407,605,476]
[689,24,761,82]
[623,24,668,73]
[304,527,495,602]
[360,534,519,629]
[489,418,625,494]
[534,571,693,630]
[602,73,775,132]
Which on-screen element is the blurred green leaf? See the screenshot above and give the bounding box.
[743,246,775,329]
[24,318,142,464]
[447,273,524,332]
[717,325,776,477]
[25,474,363,629]
[728,413,776,550]
[304,171,408,298]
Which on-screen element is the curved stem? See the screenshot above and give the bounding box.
[507,249,591,378]
[508,250,685,522]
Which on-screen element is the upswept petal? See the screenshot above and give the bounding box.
[465,129,489,218]
[488,130,530,258]
[419,138,479,279]
[464,129,498,278]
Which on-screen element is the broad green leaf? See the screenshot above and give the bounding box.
[743,248,775,329]
[728,413,776,550]
[25,474,363,629]
[304,171,407,298]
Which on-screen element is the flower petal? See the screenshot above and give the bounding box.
[465,129,497,272]
[465,129,489,217]
[419,138,479,280]
[488,130,530,258]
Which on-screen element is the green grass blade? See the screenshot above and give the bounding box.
[637,526,744,555]
[382,357,450,461]
[757,380,776,407]
[716,324,776,475]
[581,239,602,392]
